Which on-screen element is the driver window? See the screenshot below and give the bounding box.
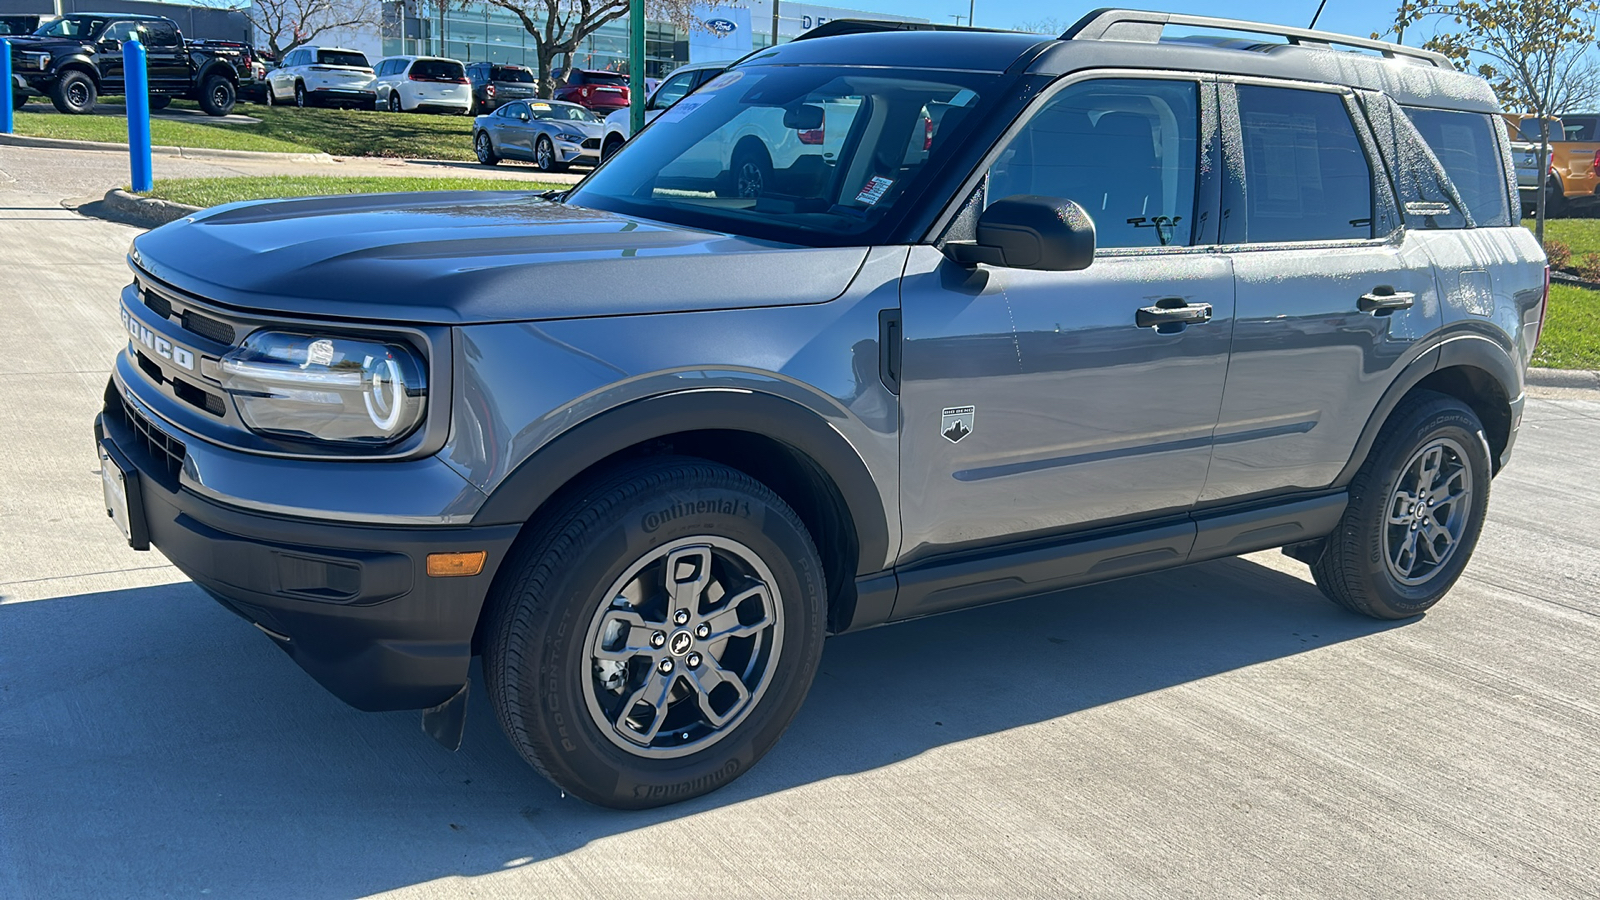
[651,71,696,111]
[103,21,139,43]
[988,78,1200,249]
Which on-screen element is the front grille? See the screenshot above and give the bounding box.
[181,309,235,345]
[117,392,186,486]
[582,137,601,150]
[142,288,173,320]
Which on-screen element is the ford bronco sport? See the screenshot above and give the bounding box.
[96,11,1547,809]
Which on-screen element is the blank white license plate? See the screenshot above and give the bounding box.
[99,443,134,544]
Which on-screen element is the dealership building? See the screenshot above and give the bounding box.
[358,0,927,77]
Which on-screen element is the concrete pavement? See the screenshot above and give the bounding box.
[2,147,1599,898]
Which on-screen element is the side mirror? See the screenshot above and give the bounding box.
[784,104,824,131]
[98,39,122,53]
[944,195,1096,271]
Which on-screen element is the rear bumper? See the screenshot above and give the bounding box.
[95,386,521,712]
[311,87,375,103]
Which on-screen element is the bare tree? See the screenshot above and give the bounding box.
[238,0,381,58]
[1386,1,1600,245]
[1013,17,1064,34]
[476,0,715,98]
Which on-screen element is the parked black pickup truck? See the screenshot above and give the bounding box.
[7,12,238,115]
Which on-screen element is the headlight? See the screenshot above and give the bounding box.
[556,132,585,142]
[219,331,426,445]
[27,52,51,70]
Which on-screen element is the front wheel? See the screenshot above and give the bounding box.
[474,131,499,166]
[50,70,97,115]
[483,457,827,809]
[1309,392,1491,619]
[601,134,624,162]
[198,76,236,117]
[534,135,565,172]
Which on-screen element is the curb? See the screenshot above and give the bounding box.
[1526,367,1600,390]
[0,132,334,163]
[1550,271,1600,291]
[66,189,202,228]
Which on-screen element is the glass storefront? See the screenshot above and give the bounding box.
[382,2,691,77]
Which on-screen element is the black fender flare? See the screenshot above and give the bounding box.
[470,389,892,578]
[196,59,239,84]
[49,57,100,86]
[1332,330,1521,487]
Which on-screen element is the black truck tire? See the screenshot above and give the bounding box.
[483,456,827,809]
[147,94,171,111]
[198,75,236,117]
[11,92,26,110]
[50,70,97,115]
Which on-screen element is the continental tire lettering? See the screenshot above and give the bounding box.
[641,497,753,534]
[630,758,743,801]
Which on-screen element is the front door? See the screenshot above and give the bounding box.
[1200,83,1444,504]
[97,21,138,92]
[897,76,1232,584]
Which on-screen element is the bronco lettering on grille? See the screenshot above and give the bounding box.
[122,305,196,372]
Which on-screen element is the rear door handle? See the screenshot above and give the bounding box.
[1136,301,1213,329]
[1359,288,1415,313]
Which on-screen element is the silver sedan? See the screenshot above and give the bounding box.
[473,99,606,172]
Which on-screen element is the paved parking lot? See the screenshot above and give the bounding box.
[2,147,1599,898]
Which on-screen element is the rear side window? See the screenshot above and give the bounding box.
[1563,116,1600,141]
[412,60,464,80]
[145,21,180,48]
[317,50,370,68]
[988,78,1201,249]
[1403,108,1510,227]
[1235,85,1374,243]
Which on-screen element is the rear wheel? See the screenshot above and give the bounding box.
[388,92,402,113]
[294,82,308,108]
[198,76,235,117]
[11,92,26,110]
[483,457,827,809]
[1309,392,1492,619]
[146,94,171,111]
[50,70,96,115]
[475,131,499,166]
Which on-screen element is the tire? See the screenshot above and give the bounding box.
[198,75,235,117]
[483,456,827,809]
[294,82,308,108]
[535,135,566,172]
[1546,184,1567,219]
[725,140,773,199]
[10,93,25,110]
[263,84,275,106]
[50,70,97,115]
[601,134,624,162]
[1309,391,1492,619]
[147,94,171,111]
[388,92,402,113]
[475,130,499,166]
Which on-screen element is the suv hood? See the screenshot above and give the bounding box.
[6,35,88,53]
[132,191,870,324]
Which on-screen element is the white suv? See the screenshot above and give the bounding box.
[265,46,375,109]
[601,61,730,160]
[373,56,473,115]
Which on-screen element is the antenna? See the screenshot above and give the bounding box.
[1309,0,1329,29]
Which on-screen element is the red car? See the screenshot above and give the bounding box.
[552,68,630,113]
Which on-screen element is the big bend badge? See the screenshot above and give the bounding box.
[941,405,975,443]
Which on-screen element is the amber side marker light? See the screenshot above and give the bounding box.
[427,551,487,577]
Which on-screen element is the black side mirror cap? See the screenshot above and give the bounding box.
[944,195,1096,271]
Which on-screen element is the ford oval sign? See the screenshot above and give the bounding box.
[705,17,738,37]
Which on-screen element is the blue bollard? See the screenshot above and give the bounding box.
[124,39,152,193]
[2,39,13,135]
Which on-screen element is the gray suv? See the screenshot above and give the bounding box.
[96,10,1547,809]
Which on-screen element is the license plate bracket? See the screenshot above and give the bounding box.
[99,439,150,551]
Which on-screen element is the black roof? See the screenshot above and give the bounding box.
[757,9,1497,114]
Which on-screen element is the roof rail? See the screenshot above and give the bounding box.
[1061,8,1453,69]
[792,18,1019,42]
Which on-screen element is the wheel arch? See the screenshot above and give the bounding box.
[1335,333,1520,486]
[52,59,100,87]
[470,390,892,645]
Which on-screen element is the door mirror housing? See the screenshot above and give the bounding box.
[944,195,1097,271]
[98,39,122,53]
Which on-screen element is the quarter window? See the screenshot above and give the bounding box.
[1404,108,1511,227]
[1235,85,1374,243]
[988,79,1200,249]
[651,71,698,110]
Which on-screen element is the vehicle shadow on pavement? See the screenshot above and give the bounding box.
[0,555,1401,897]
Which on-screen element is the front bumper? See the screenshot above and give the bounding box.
[95,382,522,712]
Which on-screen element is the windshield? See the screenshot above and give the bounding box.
[568,66,997,246]
[531,103,600,122]
[317,50,370,68]
[493,65,535,84]
[34,15,109,38]
[1,16,39,35]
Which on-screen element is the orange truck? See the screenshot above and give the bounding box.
[1504,112,1600,215]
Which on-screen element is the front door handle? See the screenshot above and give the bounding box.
[1359,287,1416,313]
[1136,301,1213,329]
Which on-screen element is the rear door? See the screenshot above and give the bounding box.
[897,75,1232,586]
[1201,81,1440,504]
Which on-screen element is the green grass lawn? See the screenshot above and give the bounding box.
[12,98,478,159]
[138,175,563,208]
[1523,217,1600,257]
[1535,283,1600,370]
[11,110,317,153]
